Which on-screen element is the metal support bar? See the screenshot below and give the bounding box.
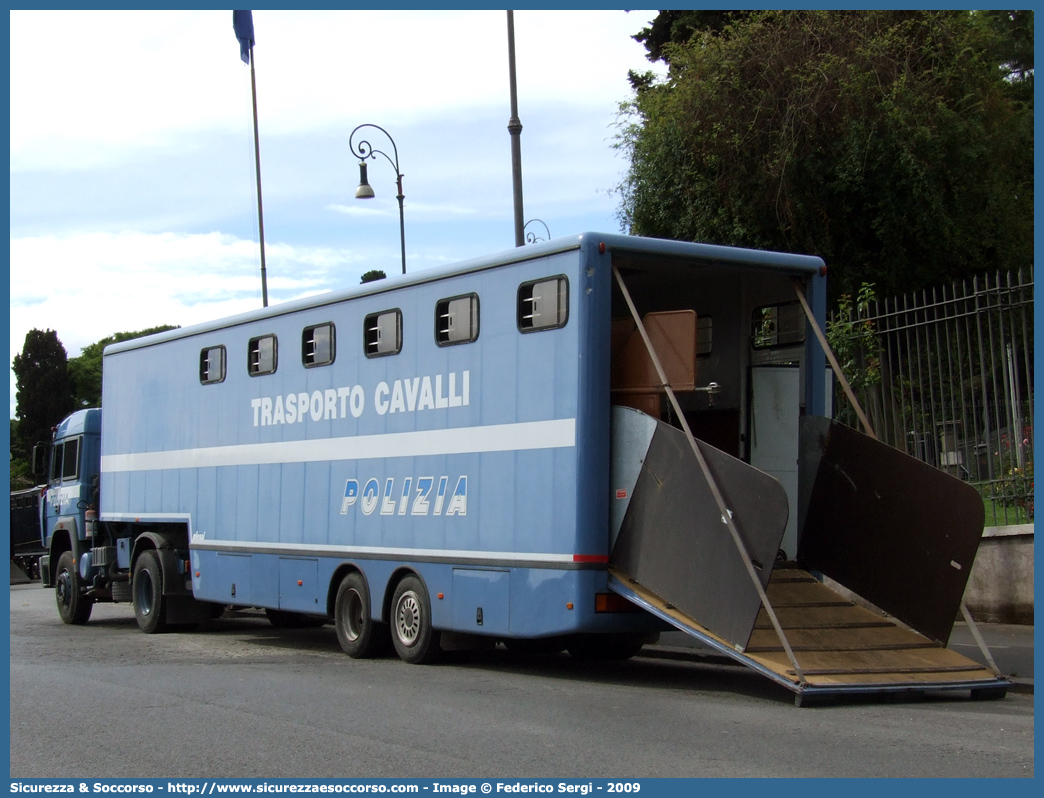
[961,603,1002,676]
[791,278,872,438]
[612,265,805,684]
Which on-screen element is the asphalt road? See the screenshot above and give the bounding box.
[8,583,1034,779]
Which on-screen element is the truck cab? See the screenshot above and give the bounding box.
[38,409,102,596]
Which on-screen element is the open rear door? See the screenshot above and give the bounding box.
[606,263,1007,704]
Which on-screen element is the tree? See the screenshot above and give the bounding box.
[12,329,77,479]
[360,270,387,284]
[982,9,1034,86]
[67,325,179,409]
[631,10,746,66]
[10,419,34,489]
[617,10,1034,302]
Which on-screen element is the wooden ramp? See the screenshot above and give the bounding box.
[609,566,1008,706]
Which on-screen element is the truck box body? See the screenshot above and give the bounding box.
[99,236,711,639]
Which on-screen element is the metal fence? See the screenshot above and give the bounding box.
[830,269,1034,527]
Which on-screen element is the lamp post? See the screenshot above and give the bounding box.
[350,123,406,275]
[506,11,525,247]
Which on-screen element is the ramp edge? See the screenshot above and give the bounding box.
[609,569,1010,703]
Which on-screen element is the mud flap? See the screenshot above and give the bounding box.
[798,416,985,644]
[609,406,789,649]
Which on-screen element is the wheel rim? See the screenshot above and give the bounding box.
[342,588,364,642]
[394,590,421,646]
[136,569,154,617]
[56,569,72,609]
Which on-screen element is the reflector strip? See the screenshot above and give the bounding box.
[101,418,576,473]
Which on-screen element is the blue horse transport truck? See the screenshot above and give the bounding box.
[38,233,1008,704]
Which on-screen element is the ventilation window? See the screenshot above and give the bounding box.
[303,323,335,367]
[364,310,402,358]
[436,294,479,346]
[200,346,226,384]
[518,276,568,332]
[248,334,278,376]
[751,302,805,349]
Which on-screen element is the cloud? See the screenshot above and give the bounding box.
[9,231,367,360]
[327,204,391,219]
[10,10,661,173]
[8,10,665,417]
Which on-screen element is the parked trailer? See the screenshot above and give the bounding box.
[38,233,1007,703]
[10,485,46,580]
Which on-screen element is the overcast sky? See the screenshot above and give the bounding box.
[9,9,664,418]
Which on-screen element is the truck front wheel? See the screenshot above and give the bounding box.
[55,550,92,625]
[132,550,168,634]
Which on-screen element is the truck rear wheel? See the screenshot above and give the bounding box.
[390,574,441,664]
[132,550,168,634]
[54,550,92,625]
[334,572,389,658]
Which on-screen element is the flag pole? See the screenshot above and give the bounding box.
[247,41,268,308]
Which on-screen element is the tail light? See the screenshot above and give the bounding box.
[595,592,641,613]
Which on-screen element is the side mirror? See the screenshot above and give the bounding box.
[31,443,48,477]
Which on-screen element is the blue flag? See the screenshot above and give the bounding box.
[233,10,254,65]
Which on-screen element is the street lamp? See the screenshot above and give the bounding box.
[524,219,550,244]
[350,123,406,275]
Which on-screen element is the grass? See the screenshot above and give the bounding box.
[981,496,1033,527]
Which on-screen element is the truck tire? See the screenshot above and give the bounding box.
[334,572,389,658]
[132,550,168,634]
[390,574,441,664]
[54,550,92,625]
